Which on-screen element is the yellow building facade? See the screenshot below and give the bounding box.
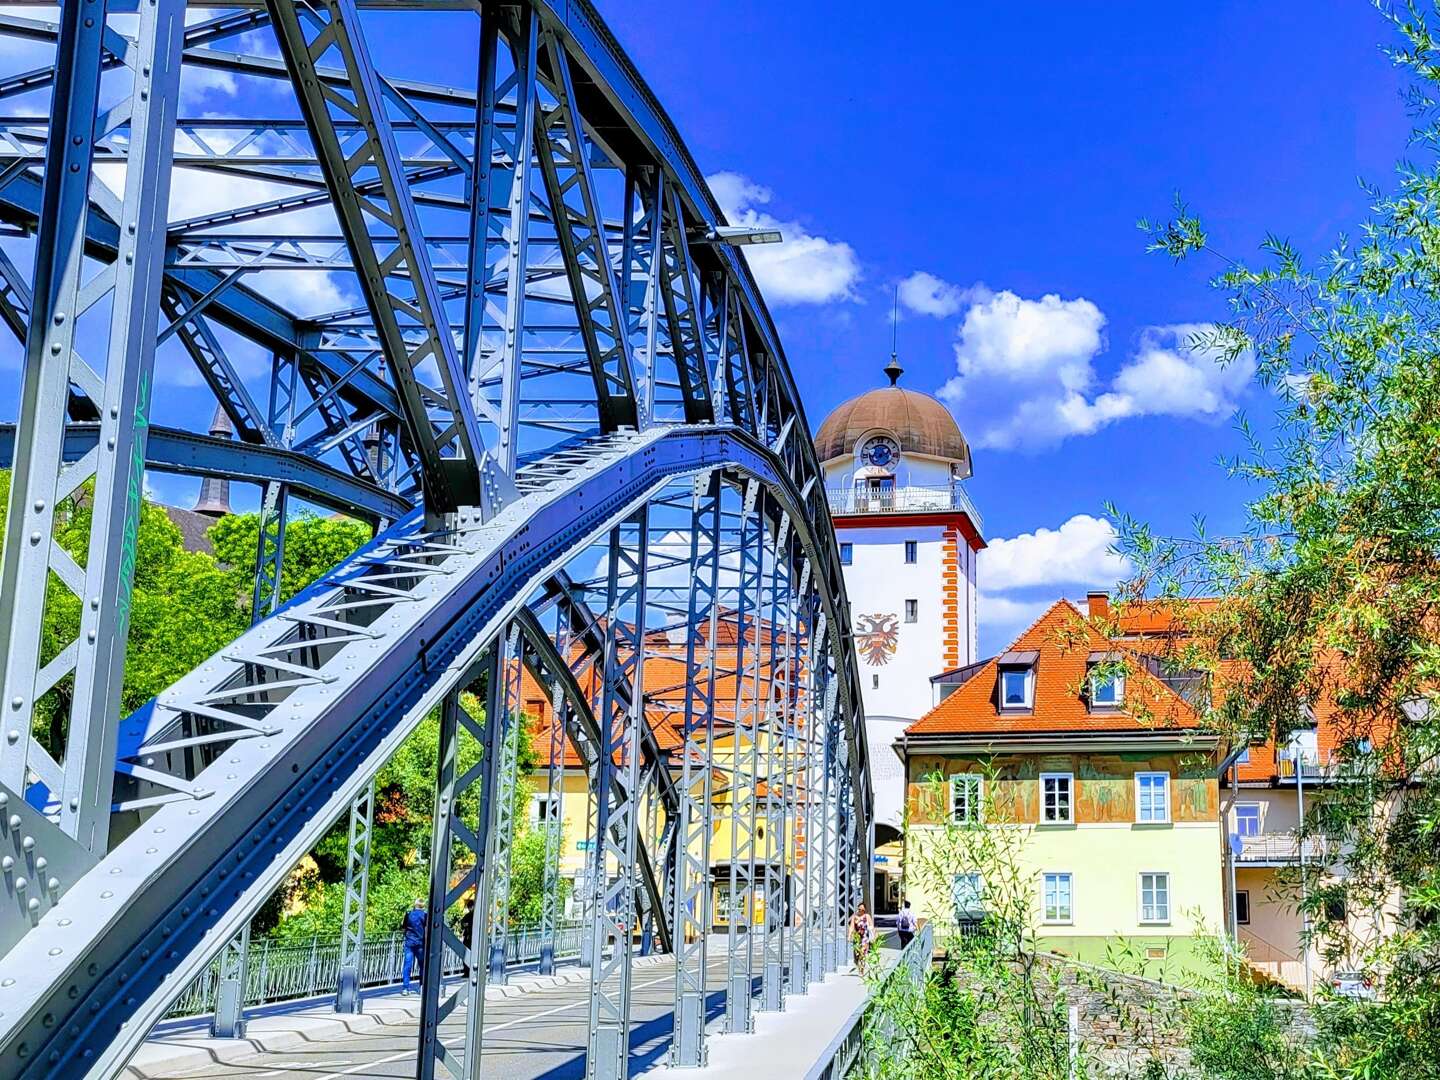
[899,600,1225,978]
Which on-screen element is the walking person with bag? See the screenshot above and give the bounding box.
[896,900,916,949]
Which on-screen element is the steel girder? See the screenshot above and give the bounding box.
[0,424,850,1076]
[671,469,723,1068]
[0,0,874,1073]
[724,480,762,1036]
[265,0,492,518]
[333,778,375,1013]
[0,0,187,856]
[0,422,410,524]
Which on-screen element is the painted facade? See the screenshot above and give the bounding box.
[900,600,1225,977]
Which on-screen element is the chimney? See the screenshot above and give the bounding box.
[193,404,234,517]
[1086,591,1110,620]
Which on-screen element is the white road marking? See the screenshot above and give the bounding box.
[311,963,720,1080]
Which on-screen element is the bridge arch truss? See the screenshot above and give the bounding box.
[0,2,872,1077]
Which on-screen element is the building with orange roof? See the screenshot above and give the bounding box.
[517,617,803,930]
[899,598,1225,978]
[1089,591,1398,994]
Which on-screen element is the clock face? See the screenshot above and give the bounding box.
[864,436,899,468]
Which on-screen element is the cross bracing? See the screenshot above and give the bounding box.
[0,3,872,1077]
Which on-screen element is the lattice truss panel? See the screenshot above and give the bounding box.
[0,3,873,1078]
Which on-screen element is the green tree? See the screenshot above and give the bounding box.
[1116,7,1440,1076]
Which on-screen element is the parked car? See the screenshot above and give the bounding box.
[1330,970,1378,1000]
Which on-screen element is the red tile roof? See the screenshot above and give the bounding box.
[906,600,1202,738]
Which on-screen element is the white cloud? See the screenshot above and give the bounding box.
[977,593,1052,633]
[897,271,973,318]
[706,171,860,306]
[943,289,1107,397]
[935,285,1252,450]
[979,514,1130,592]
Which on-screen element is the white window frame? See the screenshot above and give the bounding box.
[904,599,918,623]
[950,773,982,825]
[904,540,917,564]
[1234,802,1261,838]
[1042,871,1073,924]
[999,667,1033,710]
[952,872,984,920]
[1135,771,1171,824]
[1040,772,1074,824]
[1088,666,1124,707]
[1139,871,1171,924]
[1235,889,1250,925]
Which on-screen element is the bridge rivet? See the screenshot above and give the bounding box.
[7,816,18,830]
[47,878,58,891]
[100,891,112,899]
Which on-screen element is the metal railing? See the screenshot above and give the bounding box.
[807,923,934,1080]
[1234,832,1328,864]
[1278,751,1334,782]
[164,924,586,1020]
[824,484,983,532]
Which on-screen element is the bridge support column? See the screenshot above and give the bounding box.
[538,654,569,976]
[418,651,506,1080]
[486,627,523,985]
[760,515,793,1013]
[335,780,375,1013]
[725,481,762,1035]
[672,473,722,1067]
[210,925,250,1039]
[585,509,650,1080]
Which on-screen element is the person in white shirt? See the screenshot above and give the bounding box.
[896,900,916,948]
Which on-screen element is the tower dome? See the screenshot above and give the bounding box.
[814,358,971,477]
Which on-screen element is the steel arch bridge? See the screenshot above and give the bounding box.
[0,2,872,1077]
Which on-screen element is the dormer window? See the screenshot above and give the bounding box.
[1086,651,1124,709]
[1089,669,1124,707]
[1001,669,1032,708]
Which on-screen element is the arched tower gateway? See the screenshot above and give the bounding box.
[816,356,985,911]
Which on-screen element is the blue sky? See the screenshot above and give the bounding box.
[0,2,1413,654]
[602,0,1410,650]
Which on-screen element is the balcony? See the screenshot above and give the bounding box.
[825,483,984,533]
[1277,749,1335,784]
[1233,831,1329,865]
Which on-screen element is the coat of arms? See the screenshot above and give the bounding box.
[855,612,899,666]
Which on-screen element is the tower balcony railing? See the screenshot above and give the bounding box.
[825,483,983,533]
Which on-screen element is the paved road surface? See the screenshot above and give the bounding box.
[148,956,739,1080]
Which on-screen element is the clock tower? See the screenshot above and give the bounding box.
[815,355,984,907]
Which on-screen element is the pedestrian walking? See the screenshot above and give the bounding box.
[848,902,874,975]
[896,900,916,949]
[401,897,427,994]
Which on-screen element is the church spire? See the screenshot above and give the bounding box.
[193,404,234,516]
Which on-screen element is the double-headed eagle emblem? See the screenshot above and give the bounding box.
[855,612,900,666]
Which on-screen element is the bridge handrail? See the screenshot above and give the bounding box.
[164,924,586,1020]
[805,923,934,1080]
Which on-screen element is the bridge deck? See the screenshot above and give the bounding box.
[123,946,880,1079]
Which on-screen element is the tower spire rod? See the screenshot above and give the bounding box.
[885,284,903,386]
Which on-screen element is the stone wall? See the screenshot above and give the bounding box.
[1026,953,1314,1076]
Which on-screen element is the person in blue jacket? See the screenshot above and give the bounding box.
[401,898,427,994]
